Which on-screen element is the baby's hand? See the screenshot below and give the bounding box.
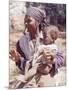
[9,49,21,62]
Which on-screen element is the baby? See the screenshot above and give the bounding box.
[17,26,64,84]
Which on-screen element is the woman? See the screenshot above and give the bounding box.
[16,27,64,84]
[9,7,64,87]
[10,6,46,71]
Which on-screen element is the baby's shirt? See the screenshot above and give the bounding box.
[32,44,58,66]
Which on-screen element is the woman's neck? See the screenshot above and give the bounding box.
[30,32,37,40]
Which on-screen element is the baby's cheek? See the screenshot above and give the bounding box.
[44,36,53,44]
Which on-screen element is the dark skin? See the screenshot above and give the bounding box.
[9,50,21,62]
[10,16,38,62]
[24,15,38,40]
[43,27,59,45]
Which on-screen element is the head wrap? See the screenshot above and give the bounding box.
[26,6,46,24]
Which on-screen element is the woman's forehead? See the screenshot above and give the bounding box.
[24,15,34,22]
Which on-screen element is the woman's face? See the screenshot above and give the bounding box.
[24,15,37,38]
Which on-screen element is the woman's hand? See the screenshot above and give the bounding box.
[9,49,21,62]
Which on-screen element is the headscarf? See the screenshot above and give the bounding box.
[26,6,46,24]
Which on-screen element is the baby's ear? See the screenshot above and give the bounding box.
[50,29,59,41]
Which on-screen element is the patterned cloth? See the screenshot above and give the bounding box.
[26,6,46,24]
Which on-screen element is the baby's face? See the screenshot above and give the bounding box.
[43,36,53,45]
[43,27,59,45]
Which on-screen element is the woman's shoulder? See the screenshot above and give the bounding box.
[19,32,30,41]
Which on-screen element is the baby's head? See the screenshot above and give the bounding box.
[43,25,59,45]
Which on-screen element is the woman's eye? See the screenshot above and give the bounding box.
[25,19,31,24]
[27,19,32,23]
